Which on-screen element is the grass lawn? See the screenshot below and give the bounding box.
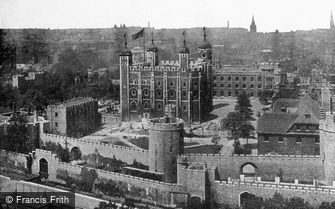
[184,145,223,154]
[113,141,132,147]
[184,142,200,146]
[128,137,149,150]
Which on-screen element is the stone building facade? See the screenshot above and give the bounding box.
[119,29,213,123]
[46,97,101,138]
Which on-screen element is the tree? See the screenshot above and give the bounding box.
[235,93,254,121]
[211,133,220,145]
[243,195,263,209]
[79,167,98,192]
[55,144,71,163]
[3,113,29,153]
[263,193,285,209]
[259,90,274,105]
[318,202,332,209]
[70,147,82,161]
[233,140,243,155]
[238,122,255,144]
[285,197,313,209]
[224,112,243,140]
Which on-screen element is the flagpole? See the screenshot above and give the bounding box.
[143,28,146,63]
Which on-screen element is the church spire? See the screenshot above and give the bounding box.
[250,15,257,32]
[331,11,335,30]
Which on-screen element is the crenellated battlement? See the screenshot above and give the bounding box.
[148,118,184,131]
[129,63,204,73]
[130,65,181,72]
[35,149,59,159]
[55,155,183,191]
[215,179,335,194]
[41,133,149,153]
[48,97,97,109]
[160,60,180,66]
[179,153,321,160]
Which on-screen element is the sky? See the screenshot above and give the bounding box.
[0,0,335,32]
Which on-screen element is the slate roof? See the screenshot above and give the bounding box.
[272,98,300,112]
[272,94,320,119]
[258,95,321,134]
[257,112,298,134]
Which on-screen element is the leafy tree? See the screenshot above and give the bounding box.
[263,192,285,209]
[2,113,29,153]
[259,90,274,105]
[285,197,313,209]
[0,29,16,77]
[70,147,82,160]
[211,133,220,145]
[79,167,98,192]
[57,145,71,163]
[224,112,243,140]
[238,122,255,144]
[235,93,254,121]
[318,202,332,209]
[243,194,263,209]
[233,140,243,155]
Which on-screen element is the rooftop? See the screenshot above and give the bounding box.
[257,112,298,134]
[51,97,96,108]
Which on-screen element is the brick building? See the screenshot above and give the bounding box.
[213,66,264,97]
[212,61,280,98]
[257,95,321,155]
[46,97,101,138]
[119,29,213,123]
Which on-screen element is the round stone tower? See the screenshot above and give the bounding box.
[320,110,335,185]
[148,104,184,183]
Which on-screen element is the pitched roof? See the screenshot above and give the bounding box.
[296,95,321,120]
[257,112,298,134]
[272,94,320,120]
[272,98,300,112]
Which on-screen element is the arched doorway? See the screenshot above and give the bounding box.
[39,158,48,179]
[241,163,257,181]
[188,196,202,209]
[239,191,254,207]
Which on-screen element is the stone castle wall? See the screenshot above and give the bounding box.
[177,163,207,200]
[180,154,324,182]
[213,180,335,207]
[0,150,28,169]
[31,149,185,206]
[320,112,335,185]
[40,133,149,165]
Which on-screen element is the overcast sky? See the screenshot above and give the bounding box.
[0,0,334,32]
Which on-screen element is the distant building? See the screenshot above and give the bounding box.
[273,73,299,100]
[213,65,263,97]
[46,97,101,138]
[257,95,320,155]
[12,71,44,88]
[250,15,257,33]
[212,62,279,98]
